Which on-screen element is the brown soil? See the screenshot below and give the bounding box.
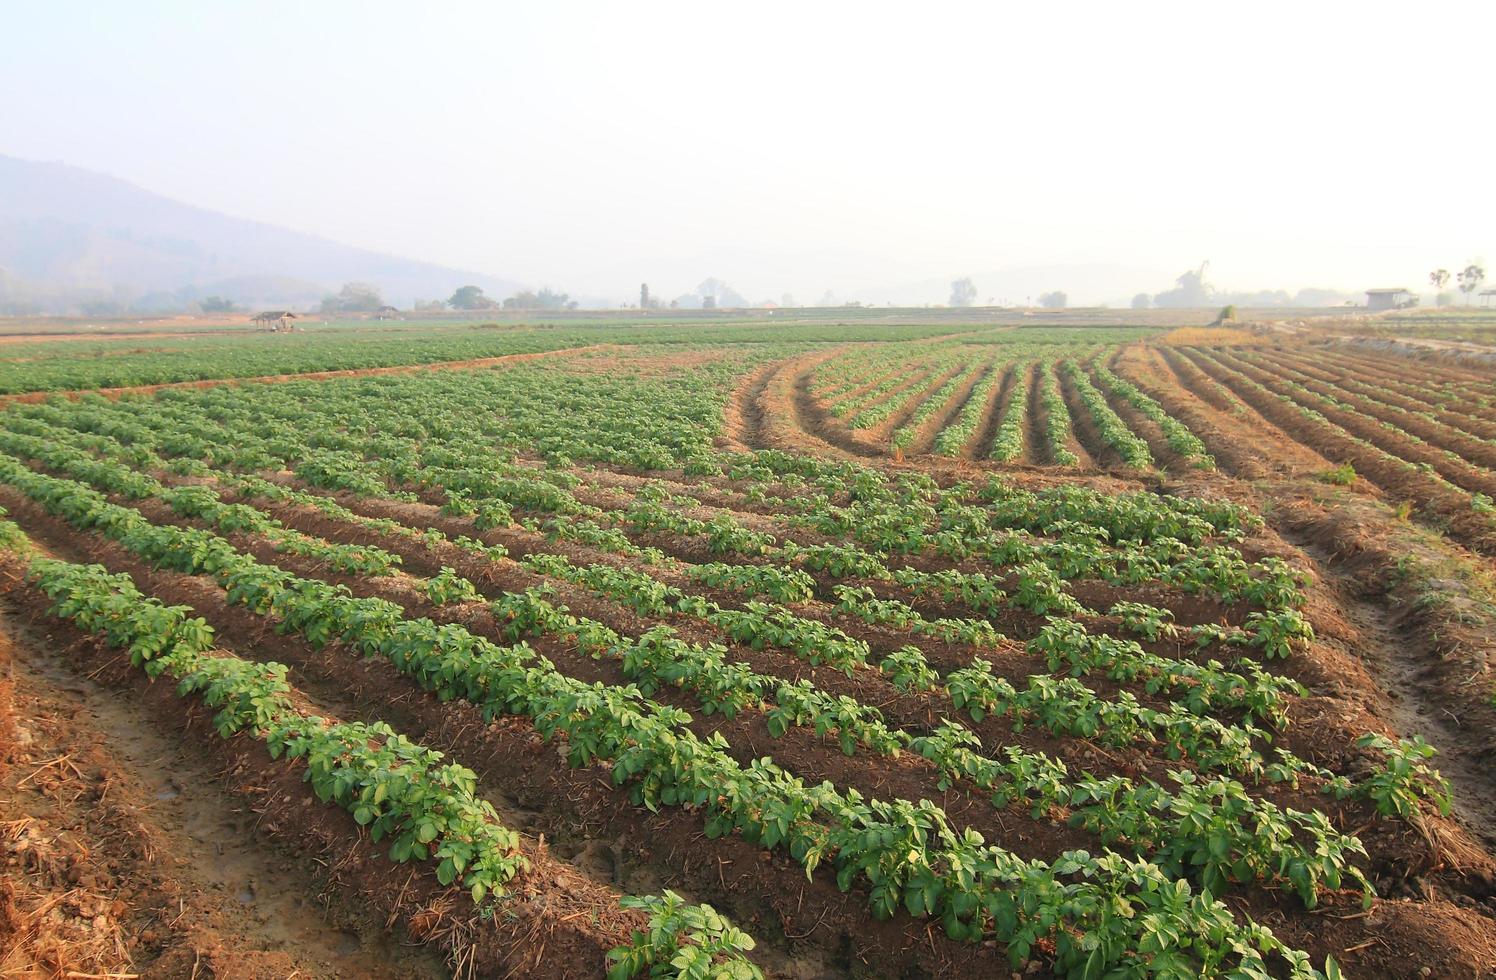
[855,362,968,452]
[0,490,994,979]
[14,338,1496,975]
[1178,347,1496,556]
[967,362,1018,460]
[0,561,633,980]
[903,359,994,456]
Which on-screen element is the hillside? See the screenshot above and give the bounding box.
[0,155,521,312]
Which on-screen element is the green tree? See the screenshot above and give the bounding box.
[448,285,496,310]
[320,282,383,313]
[503,287,575,310]
[199,295,238,313]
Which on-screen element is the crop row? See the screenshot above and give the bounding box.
[1089,358,1214,469]
[0,457,1344,976]
[1059,360,1153,468]
[0,518,764,978]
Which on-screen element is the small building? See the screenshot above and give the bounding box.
[1365,288,1414,311]
[252,311,299,332]
[373,305,401,320]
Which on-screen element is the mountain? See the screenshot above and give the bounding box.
[0,155,523,313]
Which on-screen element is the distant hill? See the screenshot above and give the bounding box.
[0,155,523,313]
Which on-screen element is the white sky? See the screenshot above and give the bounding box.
[5,0,1493,304]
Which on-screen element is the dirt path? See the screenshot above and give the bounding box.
[720,347,856,458]
[1274,502,1496,852]
[0,615,445,979]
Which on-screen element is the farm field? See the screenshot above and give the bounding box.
[3,318,1496,978]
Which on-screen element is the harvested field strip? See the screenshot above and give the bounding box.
[1275,349,1496,438]
[1244,350,1496,474]
[1156,345,1251,414]
[1211,348,1496,503]
[1312,347,1496,409]
[1180,348,1496,556]
[1324,345,1496,385]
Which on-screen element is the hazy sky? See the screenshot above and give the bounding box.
[6,1,1493,304]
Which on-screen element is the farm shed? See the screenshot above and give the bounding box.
[1364,288,1413,311]
[251,310,299,332]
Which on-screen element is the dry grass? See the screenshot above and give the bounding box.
[1153,326,1268,347]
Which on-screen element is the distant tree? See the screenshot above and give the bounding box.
[1131,292,1151,310]
[320,281,383,313]
[503,287,574,310]
[640,283,650,309]
[1458,263,1487,306]
[448,285,497,310]
[198,295,238,313]
[413,298,447,312]
[1153,262,1212,308]
[1039,291,1068,309]
[781,293,796,308]
[1292,288,1355,307]
[1429,268,1451,306]
[697,278,748,308]
[949,277,977,307]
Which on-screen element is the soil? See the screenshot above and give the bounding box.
[9,334,1496,976]
[0,612,448,979]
